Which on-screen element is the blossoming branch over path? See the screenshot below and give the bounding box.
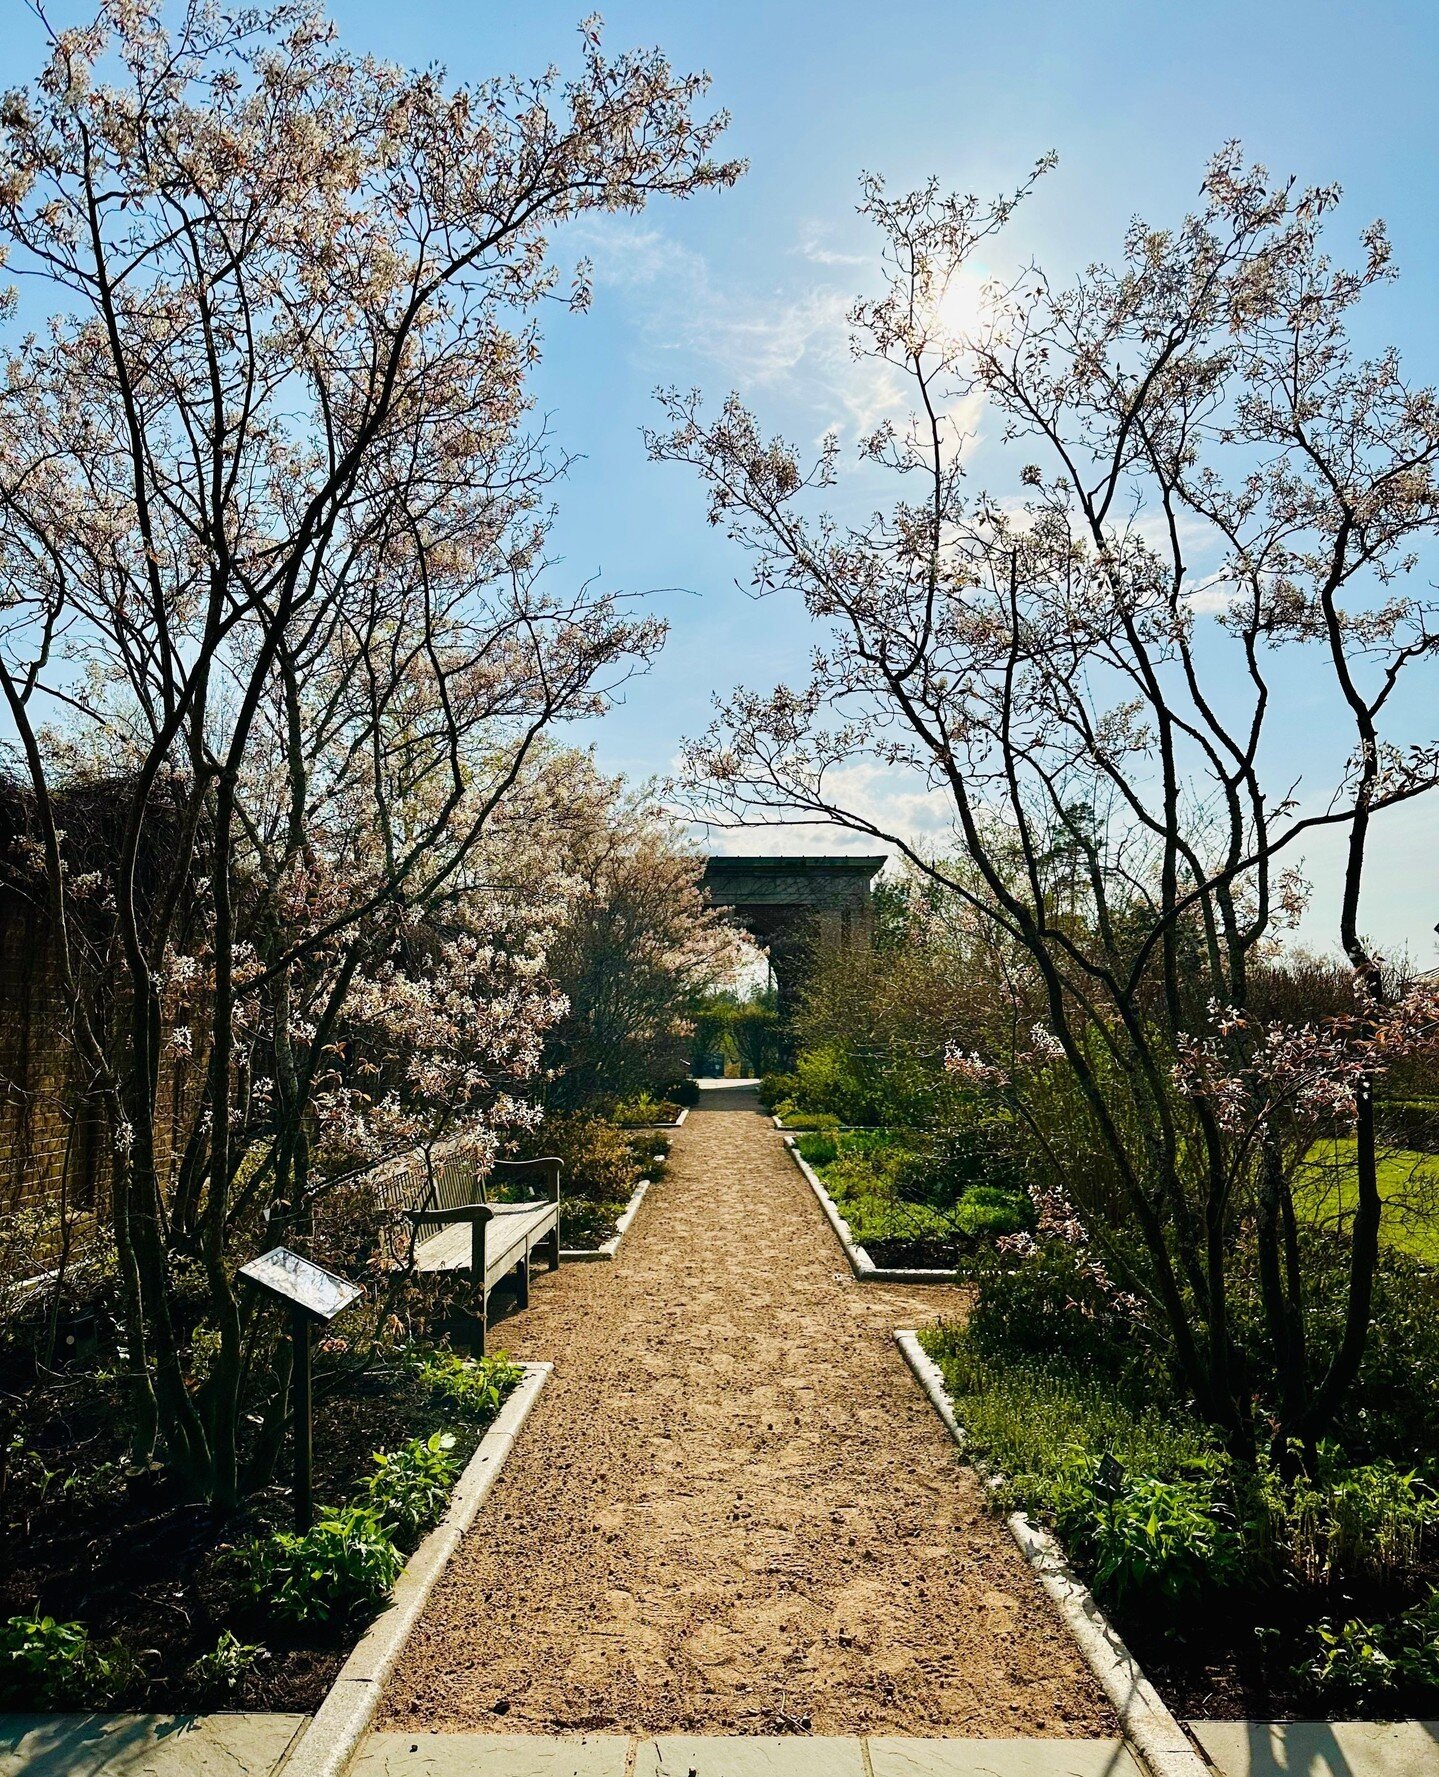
[379,1084,1111,1736]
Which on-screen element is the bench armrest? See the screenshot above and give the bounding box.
[491,1156,562,1203]
[405,1201,494,1229]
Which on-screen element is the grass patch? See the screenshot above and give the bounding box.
[919,1318,1216,1521]
[1297,1140,1439,1264]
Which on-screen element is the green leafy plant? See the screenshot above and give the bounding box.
[777,1104,842,1132]
[526,1114,641,1206]
[1302,1616,1400,1703]
[365,1432,460,1541]
[1064,1458,1245,1606]
[186,1629,266,1699]
[758,1072,798,1110]
[953,1184,1032,1240]
[558,1197,626,1250]
[415,1350,522,1422]
[1273,1454,1439,1588]
[1299,1592,1439,1705]
[794,1130,839,1168]
[0,1614,138,1708]
[236,1506,403,1628]
[57,1458,127,1516]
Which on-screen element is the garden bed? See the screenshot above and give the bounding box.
[0,1342,530,1716]
[915,1239,1439,1726]
[559,1173,653,1262]
[610,1091,690,1130]
[784,1125,1032,1275]
[783,1135,953,1283]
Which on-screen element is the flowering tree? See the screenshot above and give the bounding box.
[0,0,737,1501]
[652,151,1439,1462]
[537,760,739,1111]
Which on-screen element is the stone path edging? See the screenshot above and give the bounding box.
[783,1136,955,1286]
[893,1331,1211,1777]
[561,1176,652,1264]
[279,1362,551,1777]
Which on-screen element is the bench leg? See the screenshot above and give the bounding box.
[516,1255,530,1310]
[472,1283,487,1358]
[547,1223,561,1271]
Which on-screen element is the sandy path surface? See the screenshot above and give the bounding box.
[380,1084,1112,1736]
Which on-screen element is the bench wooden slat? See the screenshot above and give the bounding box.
[412,1201,557,1289]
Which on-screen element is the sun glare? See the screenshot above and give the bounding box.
[927,266,994,345]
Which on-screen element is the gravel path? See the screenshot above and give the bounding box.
[380,1084,1113,1737]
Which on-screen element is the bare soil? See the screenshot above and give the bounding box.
[381,1083,1113,1737]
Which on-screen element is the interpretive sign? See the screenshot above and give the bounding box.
[238,1246,362,1323]
[238,1246,363,1528]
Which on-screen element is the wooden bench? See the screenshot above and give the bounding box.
[384,1147,562,1355]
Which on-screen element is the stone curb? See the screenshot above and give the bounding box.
[894,1331,1210,1777]
[772,1115,892,1132]
[560,1176,652,1264]
[278,1362,552,1777]
[782,1136,956,1287]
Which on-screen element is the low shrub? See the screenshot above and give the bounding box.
[527,1114,641,1205]
[236,1505,403,1629]
[775,1103,841,1132]
[625,1132,667,1171]
[1378,1099,1439,1152]
[758,1072,799,1110]
[795,1130,838,1168]
[953,1185,1032,1240]
[894,1113,1033,1206]
[415,1350,522,1422]
[789,1043,884,1125]
[0,1614,139,1709]
[558,1197,627,1250]
[962,1242,1149,1382]
[364,1431,460,1541]
[610,1093,683,1128]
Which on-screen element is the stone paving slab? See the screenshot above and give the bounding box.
[0,1714,307,1776]
[352,1733,628,1776]
[1190,1719,1439,1776]
[354,1734,1147,1777]
[868,1738,1143,1776]
[636,1739,866,1777]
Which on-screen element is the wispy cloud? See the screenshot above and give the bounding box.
[1184,583,1239,615]
[687,759,956,863]
[574,218,906,443]
[794,221,868,267]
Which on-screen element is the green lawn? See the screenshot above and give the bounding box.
[1296,1139,1439,1264]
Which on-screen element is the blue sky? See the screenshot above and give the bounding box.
[5,1,1437,963]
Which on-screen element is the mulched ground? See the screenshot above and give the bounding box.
[380,1083,1114,1737]
[0,1320,492,1712]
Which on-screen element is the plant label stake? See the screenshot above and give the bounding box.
[238,1247,362,1530]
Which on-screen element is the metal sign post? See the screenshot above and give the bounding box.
[238,1246,362,1531]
